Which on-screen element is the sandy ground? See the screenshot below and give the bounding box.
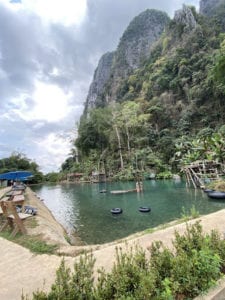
[1,186,225,299]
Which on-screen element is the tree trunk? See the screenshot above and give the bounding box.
[125,124,131,156]
[114,125,124,169]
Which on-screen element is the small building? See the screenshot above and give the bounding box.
[91,171,106,183]
[183,160,224,188]
[67,173,84,182]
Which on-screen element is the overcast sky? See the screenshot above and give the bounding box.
[0,0,199,173]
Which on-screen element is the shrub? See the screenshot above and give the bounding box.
[156,170,173,179]
[172,248,221,298]
[25,223,225,300]
[95,245,155,300]
[29,253,95,300]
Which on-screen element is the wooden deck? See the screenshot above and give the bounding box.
[110,189,137,194]
[183,160,224,189]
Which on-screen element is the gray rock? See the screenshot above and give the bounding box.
[85,52,114,110]
[199,0,225,16]
[114,9,169,73]
[174,5,197,33]
[85,9,169,110]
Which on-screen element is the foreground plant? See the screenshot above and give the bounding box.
[24,222,225,300]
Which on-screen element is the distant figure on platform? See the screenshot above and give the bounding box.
[136,181,143,192]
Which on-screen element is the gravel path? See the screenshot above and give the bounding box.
[1,187,225,299]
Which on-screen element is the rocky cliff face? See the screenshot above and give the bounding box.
[174,5,197,33]
[85,52,114,111]
[199,0,224,16]
[113,9,170,76]
[85,9,169,111]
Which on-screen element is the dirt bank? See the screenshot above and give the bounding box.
[24,187,70,246]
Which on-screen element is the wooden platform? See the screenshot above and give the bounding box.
[110,189,137,194]
[183,160,224,189]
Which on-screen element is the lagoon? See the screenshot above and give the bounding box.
[32,180,225,245]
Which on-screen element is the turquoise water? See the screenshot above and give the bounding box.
[32,180,225,245]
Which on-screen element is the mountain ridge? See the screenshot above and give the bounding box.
[64,0,225,180]
[85,9,170,111]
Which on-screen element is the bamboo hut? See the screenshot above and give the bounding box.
[183,160,224,189]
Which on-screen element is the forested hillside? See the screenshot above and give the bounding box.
[61,1,225,180]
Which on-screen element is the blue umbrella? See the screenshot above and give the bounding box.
[0,171,33,181]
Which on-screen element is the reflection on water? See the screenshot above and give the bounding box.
[32,180,225,244]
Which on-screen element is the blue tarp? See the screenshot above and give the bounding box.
[0,171,33,181]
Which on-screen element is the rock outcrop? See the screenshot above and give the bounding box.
[174,5,197,33]
[199,0,225,16]
[85,52,114,110]
[85,9,170,111]
[113,9,170,77]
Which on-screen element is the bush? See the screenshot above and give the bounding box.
[95,246,156,300]
[156,170,173,179]
[25,223,225,300]
[28,253,96,300]
[171,248,221,298]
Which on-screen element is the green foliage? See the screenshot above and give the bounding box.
[173,131,225,166]
[44,172,59,183]
[0,152,38,173]
[26,222,225,300]
[96,246,155,300]
[181,205,200,221]
[0,152,43,183]
[171,248,220,298]
[0,231,58,254]
[113,166,135,181]
[213,37,225,90]
[76,108,112,156]
[156,170,173,179]
[62,6,225,180]
[31,254,95,300]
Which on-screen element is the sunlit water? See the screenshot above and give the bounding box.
[32,180,225,244]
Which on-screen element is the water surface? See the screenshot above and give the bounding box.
[32,180,225,244]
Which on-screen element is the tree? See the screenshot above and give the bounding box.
[0,152,39,174]
[76,108,112,156]
[214,37,225,91]
[0,152,43,183]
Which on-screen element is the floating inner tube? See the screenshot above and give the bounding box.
[204,189,214,193]
[139,206,151,213]
[100,189,107,193]
[111,208,123,214]
[207,191,225,199]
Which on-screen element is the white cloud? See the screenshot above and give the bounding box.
[12,81,73,122]
[0,0,200,173]
[1,0,87,26]
[34,132,72,172]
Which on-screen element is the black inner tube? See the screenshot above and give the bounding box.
[139,207,151,212]
[111,208,123,214]
[207,191,225,199]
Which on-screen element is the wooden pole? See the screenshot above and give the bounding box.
[187,168,197,189]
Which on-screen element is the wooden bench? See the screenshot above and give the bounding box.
[6,213,32,237]
[0,196,27,237]
[12,195,25,202]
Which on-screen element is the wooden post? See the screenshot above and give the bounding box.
[187,168,197,189]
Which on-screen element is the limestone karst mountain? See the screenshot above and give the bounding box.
[199,0,225,15]
[85,9,169,111]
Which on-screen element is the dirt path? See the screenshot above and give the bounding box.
[1,186,225,299]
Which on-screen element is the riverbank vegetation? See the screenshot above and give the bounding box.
[0,152,62,184]
[0,152,44,184]
[60,5,225,182]
[0,230,58,254]
[25,222,225,299]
